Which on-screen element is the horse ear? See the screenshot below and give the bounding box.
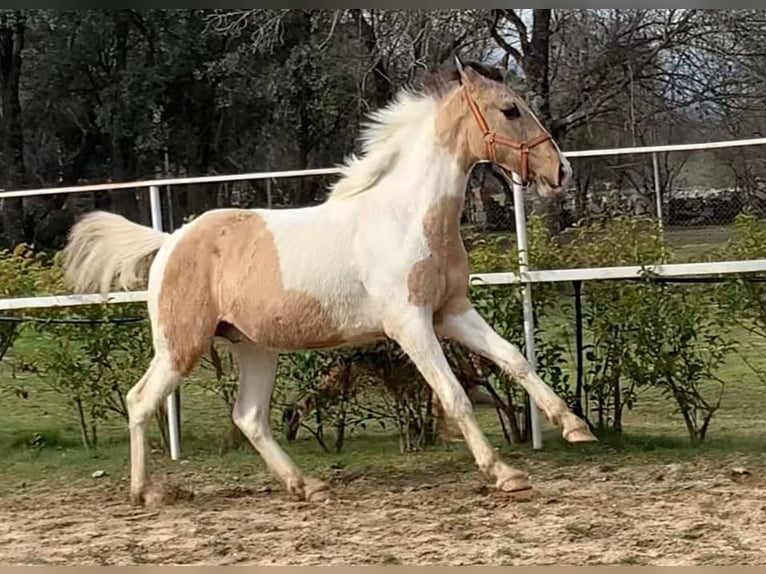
[500,53,510,72]
[454,54,465,74]
[454,54,483,87]
[454,53,467,85]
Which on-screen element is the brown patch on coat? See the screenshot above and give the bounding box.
[407,195,471,315]
[158,209,343,374]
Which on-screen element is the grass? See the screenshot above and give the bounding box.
[664,225,739,262]
[2,219,765,494]
[2,309,766,497]
[468,221,753,264]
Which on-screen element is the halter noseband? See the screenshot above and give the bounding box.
[462,86,552,184]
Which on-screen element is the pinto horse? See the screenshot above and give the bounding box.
[62,57,596,506]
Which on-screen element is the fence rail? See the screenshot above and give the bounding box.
[469,259,766,286]
[563,136,766,158]
[0,167,344,200]
[0,292,147,312]
[3,136,766,201]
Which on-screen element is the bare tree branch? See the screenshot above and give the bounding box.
[489,10,521,63]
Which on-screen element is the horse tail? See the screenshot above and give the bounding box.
[62,210,170,296]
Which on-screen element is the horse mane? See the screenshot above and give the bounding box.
[326,90,439,201]
[326,59,504,202]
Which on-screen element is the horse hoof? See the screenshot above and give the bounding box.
[564,427,598,443]
[130,490,146,507]
[304,478,331,502]
[497,476,532,493]
[131,482,191,508]
[495,466,533,494]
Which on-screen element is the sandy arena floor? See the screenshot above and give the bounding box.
[1,458,765,565]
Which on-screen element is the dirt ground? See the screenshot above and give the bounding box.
[1,458,765,565]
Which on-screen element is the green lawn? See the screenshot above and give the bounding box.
[664,225,739,262]
[465,221,754,266]
[2,219,764,493]
[2,219,765,497]
[2,307,765,496]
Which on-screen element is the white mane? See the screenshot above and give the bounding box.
[327,90,441,201]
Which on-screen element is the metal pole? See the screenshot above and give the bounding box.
[652,152,663,232]
[267,178,273,209]
[511,173,543,450]
[164,150,173,231]
[573,280,585,420]
[149,185,182,461]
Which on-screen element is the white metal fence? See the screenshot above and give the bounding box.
[2,137,766,455]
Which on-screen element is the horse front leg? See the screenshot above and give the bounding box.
[385,306,532,493]
[437,301,597,444]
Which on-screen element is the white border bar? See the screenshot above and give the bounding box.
[0,291,147,311]
[469,259,766,286]
[0,167,344,200]
[2,260,765,312]
[565,137,766,158]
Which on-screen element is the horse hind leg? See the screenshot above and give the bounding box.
[230,338,329,502]
[126,350,182,506]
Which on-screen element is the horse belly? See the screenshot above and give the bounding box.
[221,254,381,351]
[227,291,369,351]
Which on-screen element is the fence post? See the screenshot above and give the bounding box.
[149,185,182,461]
[573,280,585,420]
[652,152,663,231]
[511,173,543,450]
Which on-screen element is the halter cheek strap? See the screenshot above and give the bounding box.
[462,86,552,184]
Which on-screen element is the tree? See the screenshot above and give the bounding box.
[487,10,758,229]
[0,10,26,247]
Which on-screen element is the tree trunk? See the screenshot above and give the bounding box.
[494,10,565,233]
[350,9,393,109]
[573,161,594,222]
[109,10,140,222]
[333,361,352,453]
[0,11,26,247]
[282,11,318,206]
[522,10,552,128]
[681,409,699,445]
[74,397,92,450]
[698,411,715,443]
[424,390,437,446]
[525,11,564,232]
[611,373,622,432]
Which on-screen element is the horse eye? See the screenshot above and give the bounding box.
[502,105,520,120]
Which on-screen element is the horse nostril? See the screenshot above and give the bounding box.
[558,163,568,186]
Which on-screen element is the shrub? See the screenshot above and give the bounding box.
[623,276,733,444]
[563,216,669,432]
[710,210,766,389]
[17,303,152,450]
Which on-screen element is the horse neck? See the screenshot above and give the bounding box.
[361,123,470,223]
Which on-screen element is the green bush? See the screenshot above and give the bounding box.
[466,214,738,445]
[0,244,63,370]
[0,211,752,452]
[709,210,766,391]
[17,303,152,450]
[0,247,154,450]
[564,216,669,432]
[622,276,733,444]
